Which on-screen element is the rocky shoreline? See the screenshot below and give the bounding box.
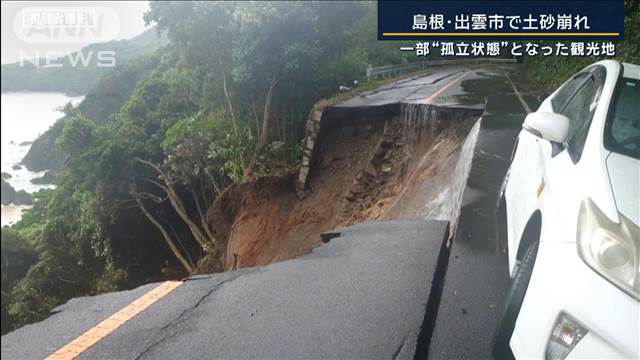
[1,178,32,206]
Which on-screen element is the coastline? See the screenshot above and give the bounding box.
[1,92,83,225]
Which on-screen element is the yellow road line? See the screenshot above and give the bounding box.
[383,32,619,37]
[44,281,182,360]
[424,71,471,103]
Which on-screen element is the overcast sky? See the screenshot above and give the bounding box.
[1,1,150,64]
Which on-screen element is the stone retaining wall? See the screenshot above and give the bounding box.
[295,107,323,198]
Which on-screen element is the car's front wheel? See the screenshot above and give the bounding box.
[492,241,539,360]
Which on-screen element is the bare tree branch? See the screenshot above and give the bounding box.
[162,217,195,270]
[132,193,194,273]
[222,72,239,139]
[244,73,280,178]
[135,158,212,250]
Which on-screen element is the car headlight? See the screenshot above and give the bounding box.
[577,198,640,301]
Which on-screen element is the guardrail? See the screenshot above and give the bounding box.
[366,58,517,80]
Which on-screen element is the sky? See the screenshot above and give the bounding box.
[1,1,150,64]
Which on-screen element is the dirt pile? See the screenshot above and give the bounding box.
[204,104,481,272]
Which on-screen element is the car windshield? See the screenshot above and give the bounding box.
[606,77,640,160]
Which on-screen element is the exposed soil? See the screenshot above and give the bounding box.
[203,105,480,272]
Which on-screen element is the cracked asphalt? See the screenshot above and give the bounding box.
[1,220,448,359]
[427,73,542,359]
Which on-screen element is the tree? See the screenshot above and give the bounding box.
[56,115,96,156]
[1,228,37,334]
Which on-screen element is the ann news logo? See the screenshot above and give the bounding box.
[13,6,121,68]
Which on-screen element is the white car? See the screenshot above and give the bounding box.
[494,60,639,360]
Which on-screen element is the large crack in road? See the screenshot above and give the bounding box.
[133,272,249,360]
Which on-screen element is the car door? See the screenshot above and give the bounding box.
[538,65,607,238]
[505,66,606,274]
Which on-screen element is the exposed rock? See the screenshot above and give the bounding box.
[305,137,315,150]
[298,166,309,180]
[1,172,12,180]
[19,141,33,146]
[296,106,326,199]
[12,164,22,171]
[21,121,67,172]
[1,178,16,205]
[364,163,378,178]
[14,190,33,205]
[350,180,367,194]
[30,170,57,185]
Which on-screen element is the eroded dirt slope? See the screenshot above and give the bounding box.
[205,104,481,271]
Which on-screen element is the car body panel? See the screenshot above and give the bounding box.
[606,152,640,224]
[501,60,640,359]
[504,60,624,274]
[511,242,640,359]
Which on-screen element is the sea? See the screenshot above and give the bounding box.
[1,92,83,226]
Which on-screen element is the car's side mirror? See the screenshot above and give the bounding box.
[522,112,570,144]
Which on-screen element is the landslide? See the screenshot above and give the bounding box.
[204,104,480,272]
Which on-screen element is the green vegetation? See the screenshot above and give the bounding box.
[0,28,162,95]
[1,1,421,334]
[519,0,639,94]
[21,53,161,171]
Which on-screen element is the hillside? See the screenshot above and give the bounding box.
[1,28,163,95]
[21,53,161,171]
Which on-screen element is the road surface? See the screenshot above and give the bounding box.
[428,75,542,359]
[2,221,449,359]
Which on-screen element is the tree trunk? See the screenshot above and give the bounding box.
[252,96,260,138]
[163,181,211,250]
[202,161,221,196]
[134,197,194,273]
[244,74,279,178]
[222,72,239,139]
[191,186,215,243]
[136,158,212,251]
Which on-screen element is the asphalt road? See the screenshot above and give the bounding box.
[427,77,542,359]
[2,220,448,359]
[337,66,473,108]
